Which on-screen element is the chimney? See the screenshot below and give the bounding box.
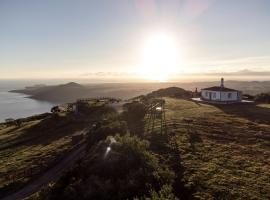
[221,78,224,88]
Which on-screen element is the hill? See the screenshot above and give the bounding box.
[10,81,270,103]
[22,96,270,200]
[10,82,160,103]
[10,82,87,103]
[141,97,270,199]
[0,102,116,198]
[146,87,192,98]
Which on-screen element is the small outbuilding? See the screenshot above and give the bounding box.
[200,78,242,104]
[5,118,15,123]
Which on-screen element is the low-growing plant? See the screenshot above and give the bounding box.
[37,134,176,200]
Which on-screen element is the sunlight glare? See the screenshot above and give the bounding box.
[139,32,183,81]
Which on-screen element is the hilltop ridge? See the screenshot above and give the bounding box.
[9,81,270,103]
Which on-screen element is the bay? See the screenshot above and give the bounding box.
[0,80,55,123]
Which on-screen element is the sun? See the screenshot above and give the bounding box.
[138,32,183,82]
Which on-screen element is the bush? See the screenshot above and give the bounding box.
[122,102,147,136]
[255,93,270,103]
[136,185,179,200]
[39,134,175,200]
[86,118,127,147]
[123,102,147,121]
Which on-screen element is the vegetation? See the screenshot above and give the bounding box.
[165,98,270,199]
[258,103,270,109]
[86,114,127,147]
[255,92,270,103]
[0,115,74,197]
[146,87,192,99]
[0,103,115,198]
[136,185,179,200]
[31,134,176,200]
[2,87,270,199]
[122,101,147,136]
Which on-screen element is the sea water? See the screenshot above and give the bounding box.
[0,80,55,122]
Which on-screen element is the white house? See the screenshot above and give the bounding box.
[201,78,242,104]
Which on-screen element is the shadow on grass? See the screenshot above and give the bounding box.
[147,129,196,200]
[6,127,22,134]
[0,113,90,151]
[4,106,117,149]
[214,103,270,124]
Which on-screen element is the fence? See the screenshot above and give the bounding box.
[145,100,167,135]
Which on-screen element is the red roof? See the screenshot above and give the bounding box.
[201,86,239,92]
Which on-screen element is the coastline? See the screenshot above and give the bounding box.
[0,89,54,123]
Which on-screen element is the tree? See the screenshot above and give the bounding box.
[122,102,147,136]
[51,106,60,113]
[15,119,22,127]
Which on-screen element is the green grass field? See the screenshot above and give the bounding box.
[1,98,270,199]
[0,114,90,195]
[162,98,270,199]
[0,103,116,198]
[258,103,270,109]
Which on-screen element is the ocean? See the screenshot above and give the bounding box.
[0,80,55,123]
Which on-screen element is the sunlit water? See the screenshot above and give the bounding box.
[0,81,55,122]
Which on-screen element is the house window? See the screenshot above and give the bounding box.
[228,93,232,98]
[213,93,216,98]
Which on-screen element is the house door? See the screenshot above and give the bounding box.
[209,92,212,100]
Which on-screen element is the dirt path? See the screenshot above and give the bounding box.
[2,143,86,200]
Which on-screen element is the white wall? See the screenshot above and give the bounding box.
[220,91,239,101]
[201,90,221,100]
[201,90,209,99]
[201,90,241,101]
[212,91,221,100]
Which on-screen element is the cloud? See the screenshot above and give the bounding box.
[187,56,270,72]
[230,69,270,76]
[80,72,139,77]
[188,69,270,76]
[80,69,270,79]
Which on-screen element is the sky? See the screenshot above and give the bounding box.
[0,0,270,81]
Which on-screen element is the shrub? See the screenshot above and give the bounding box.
[255,93,270,103]
[86,118,127,148]
[136,185,180,200]
[122,102,147,136]
[40,134,175,200]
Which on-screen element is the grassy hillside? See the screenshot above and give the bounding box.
[0,104,116,198]
[258,104,270,109]
[0,116,83,196]
[11,82,88,103]
[26,95,270,200]
[164,98,270,199]
[146,87,192,98]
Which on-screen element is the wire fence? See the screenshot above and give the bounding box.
[145,100,167,135]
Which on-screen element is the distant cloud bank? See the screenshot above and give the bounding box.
[78,69,270,82]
